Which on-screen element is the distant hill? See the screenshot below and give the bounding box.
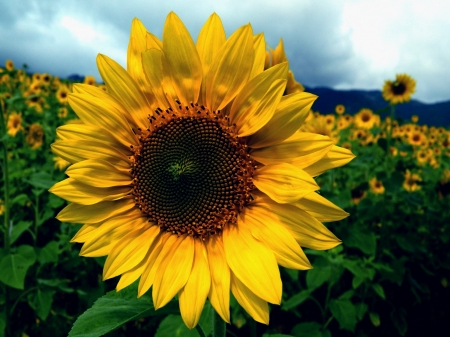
[304,87,450,127]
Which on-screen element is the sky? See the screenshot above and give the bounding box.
[1,0,449,104]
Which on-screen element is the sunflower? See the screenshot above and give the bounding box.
[26,123,44,149]
[84,75,97,86]
[5,59,14,71]
[382,73,416,104]
[369,177,384,194]
[354,108,379,129]
[411,115,419,123]
[403,170,421,192]
[408,131,426,146]
[56,85,70,104]
[335,104,345,115]
[58,107,69,119]
[50,12,354,328]
[7,112,23,137]
[0,199,4,216]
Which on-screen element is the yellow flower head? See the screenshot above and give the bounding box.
[56,85,70,104]
[5,59,14,71]
[0,199,4,216]
[7,112,23,137]
[84,75,97,86]
[354,108,379,129]
[58,107,69,119]
[369,177,385,194]
[49,12,355,328]
[26,123,44,149]
[335,104,345,115]
[382,73,416,104]
[411,115,419,123]
[403,170,421,192]
[408,131,426,147]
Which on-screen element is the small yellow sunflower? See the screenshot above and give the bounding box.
[403,170,421,192]
[56,85,70,104]
[26,123,44,149]
[335,104,345,115]
[50,12,354,328]
[41,73,52,85]
[411,115,419,123]
[7,112,23,137]
[369,177,384,194]
[5,59,14,71]
[408,131,425,146]
[84,75,97,86]
[354,108,379,129]
[58,107,69,119]
[0,199,4,216]
[382,73,416,104]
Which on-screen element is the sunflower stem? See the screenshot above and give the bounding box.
[212,307,226,337]
[386,104,396,175]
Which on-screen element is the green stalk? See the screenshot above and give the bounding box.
[0,99,11,335]
[212,307,226,337]
[386,104,396,176]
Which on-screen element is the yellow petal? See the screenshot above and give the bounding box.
[97,54,150,127]
[253,163,319,203]
[79,212,145,257]
[250,33,266,79]
[65,159,131,187]
[71,223,99,243]
[179,240,211,329]
[103,225,159,280]
[49,178,131,205]
[248,92,317,148]
[230,271,269,325]
[295,191,349,222]
[142,49,173,108]
[163,12,202,105]
[51,140,130,166]
[223,220,281,304]
[206,236,230,323]
[255,196,341,250]
[205,24,254,111]
[241,205,312,270]
[152,235,194,309]
[196,13,226,75]
[229,63,288,131]
[251,132,333,166]
[56,124,118,144]
[303,145,356,177]
[146,31,163,50]
[56,198,135,224]
[68,93,137,148]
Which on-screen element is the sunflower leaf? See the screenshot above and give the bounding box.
[68,282,179,337]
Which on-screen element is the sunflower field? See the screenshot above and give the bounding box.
[1,29,450,337]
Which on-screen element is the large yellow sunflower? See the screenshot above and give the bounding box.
[382,73,416,104]
[50,12,354,328]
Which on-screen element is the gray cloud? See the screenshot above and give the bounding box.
[1,0,449,103]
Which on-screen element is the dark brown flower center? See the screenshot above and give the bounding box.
[392,81,406,95]
[131,106,255,239]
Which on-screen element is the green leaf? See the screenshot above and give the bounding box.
[371,284,386,299]
[26,172,56,190]
[263,334,296,337]
[37,241,60,264]
[352,275,365,289]
[155,315,199,337]
[29,289,56,320]
[369,312,380,327]
[17,245,37,264]
[68,283,179,337]
[11,194,29,206]
[291,322,322,337]
[355,302,368,321]
[306,265,331,290]
[0,315,5,337]
[282,290,311,310]
[197,301,212,336]
[345,229,376,255]
[338,290,354,300]
[0,253,35,289]
[10,221,33,245]
[329,299,357,332]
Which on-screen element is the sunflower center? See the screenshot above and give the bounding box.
[131,111,255,239]
[361,113,371,122]
[392,81,406,95]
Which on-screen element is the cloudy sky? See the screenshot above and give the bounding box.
[1,0,449,103]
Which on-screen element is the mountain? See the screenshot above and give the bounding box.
[304,87,450,127]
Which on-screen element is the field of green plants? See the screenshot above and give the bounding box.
[1,61,449,337]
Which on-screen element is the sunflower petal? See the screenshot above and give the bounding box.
[242,205,312,270]
[295,191,349,222]
[223,220,281,304]
[56,199,135,224]
[97,54,149,127]
[250,33,266,79]
[253,163,319,203]
[179,240,211,329]
[56,124,118,144]
[205,24,254,111]
[250,132,333,166]
[65,159,131,187]
[103,225,159,280]
[230,272,269,325]
[49,178,131,205]
[248,92,317,148]
[153,235,195,309]
[196,13,226,75]
[163,12,202,105]
[206,236,230,323]
[303,145,356,177]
